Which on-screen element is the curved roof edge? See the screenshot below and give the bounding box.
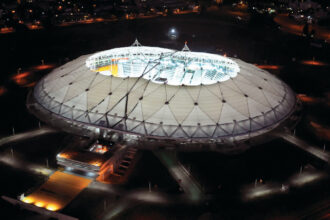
[27,86,298,144]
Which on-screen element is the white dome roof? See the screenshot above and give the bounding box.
[33,43,296,141]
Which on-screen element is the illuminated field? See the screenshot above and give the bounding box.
[85,46,240,85]
[22,171,91,211]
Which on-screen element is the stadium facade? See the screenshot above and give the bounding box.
[27,40,299,153]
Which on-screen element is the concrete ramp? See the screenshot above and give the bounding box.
[21,171,92,211]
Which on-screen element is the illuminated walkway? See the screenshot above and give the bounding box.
[0,127,57,147]
[21,171,91,211]
[241,168,327,202]
[91,180,174,219]
[2,172,91,220]
[92,182,172,220]
[101,198,132,220]
[153,150,203,203]
[0,153,54,176]
[276,132,330,163]
[100,190,172,220]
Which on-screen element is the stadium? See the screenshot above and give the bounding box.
[27,40,299,153]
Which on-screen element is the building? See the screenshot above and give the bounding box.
[56,139,114,177]
[56,138,135,180]
[27,40,299,153]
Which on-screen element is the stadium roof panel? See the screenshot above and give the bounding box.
[32,42,296,142]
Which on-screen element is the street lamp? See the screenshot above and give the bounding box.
[168,27,178,40]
